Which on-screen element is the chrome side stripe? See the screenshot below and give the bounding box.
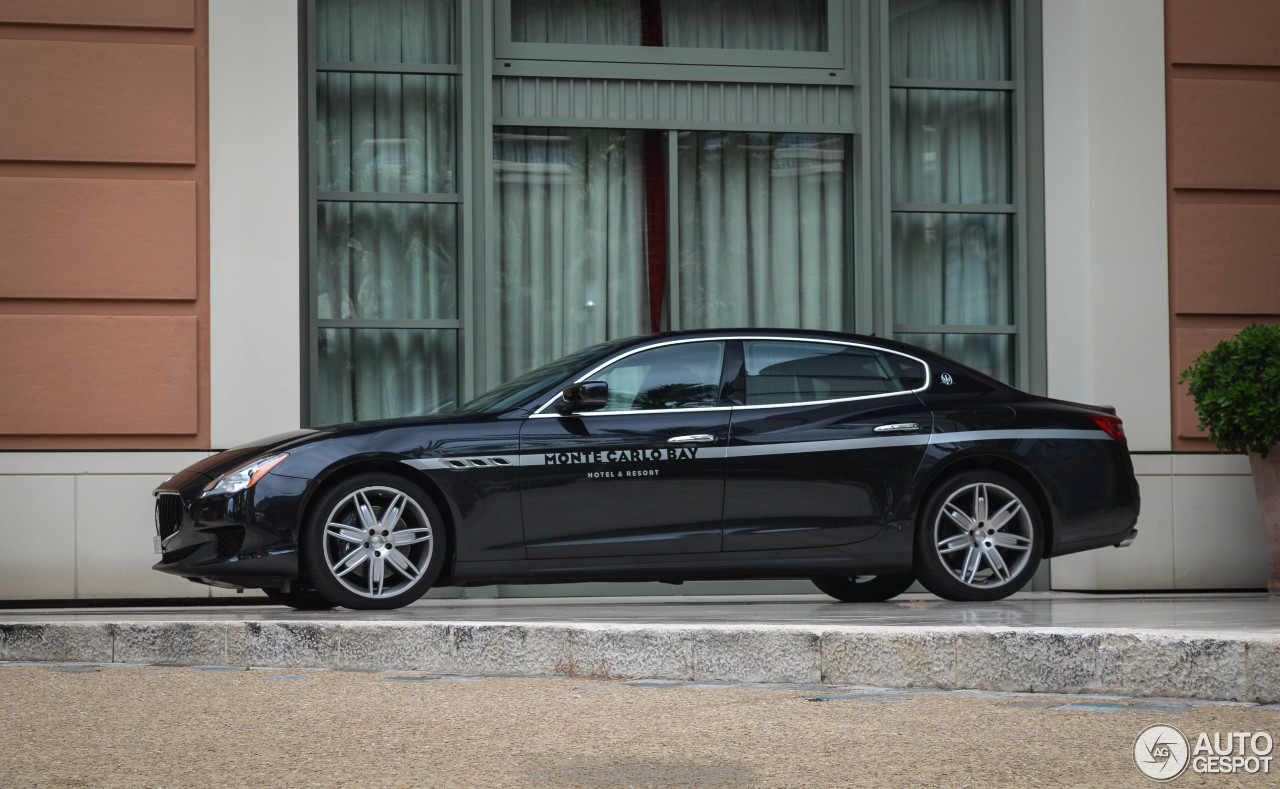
[403,429,1111,470]
[930,429,1107,444]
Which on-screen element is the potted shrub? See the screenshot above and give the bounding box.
[1179,322,1280,594]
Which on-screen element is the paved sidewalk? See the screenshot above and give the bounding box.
[2,664,1278,788]
[2,592,1279,703]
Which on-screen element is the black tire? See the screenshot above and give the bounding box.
[913,470,1043,602]
[811,572,916,602]
[261,587,336,611]
[301,472,447,610]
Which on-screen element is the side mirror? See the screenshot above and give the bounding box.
[556,381,609,414]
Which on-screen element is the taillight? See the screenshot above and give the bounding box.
[1090,414,1127,443]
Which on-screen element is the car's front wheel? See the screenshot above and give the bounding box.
[913,470,1043,602]
[811,572,915,602]
[301,473,446,610]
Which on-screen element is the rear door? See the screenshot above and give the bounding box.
[722,339,933,551]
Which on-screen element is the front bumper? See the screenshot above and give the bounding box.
[151,470,308,589]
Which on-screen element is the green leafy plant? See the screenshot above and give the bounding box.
[1178,323,1280,458]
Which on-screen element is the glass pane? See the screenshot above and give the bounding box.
[318,328,458,424]
[595,342,725,411]
[316,0,455,65]
[889,0,1010,81]
[892,213,1011,326]
[895,332,1013,384]
[891,89,1010,205]
[743,341,900,405]
[676,131,849,331]
[317,202,457,320]
[493,128,656,382]
[511,0,829,52]
[316,73,456,194]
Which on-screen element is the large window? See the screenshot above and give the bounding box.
[888,0,1020,382]
[496,0,844,69]
[493,128,852,381]
[307,0,461,424]
[303,1,1041,424]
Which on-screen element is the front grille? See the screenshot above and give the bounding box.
[154,492,183,540]
[160,544,199,564]
[215,527,245,560]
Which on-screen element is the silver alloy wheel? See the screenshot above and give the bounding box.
[320,485,434,599]
[932,481,1034,588]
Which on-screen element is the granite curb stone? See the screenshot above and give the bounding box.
[567,624,695,680]
[821,627,958,688]
[0,623,114,663]
[692,626,822,684]
[2,619,1278,702]
[113,622,228,666]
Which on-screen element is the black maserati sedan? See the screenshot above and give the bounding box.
[153,329,1139,610]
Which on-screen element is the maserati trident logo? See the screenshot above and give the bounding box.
[940,373,954,386]
[1134,724,1190,781]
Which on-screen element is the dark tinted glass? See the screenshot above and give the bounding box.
[595,342,725,411]
[743,341,901,405]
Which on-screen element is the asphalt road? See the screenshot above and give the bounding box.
[2,663,1278,788]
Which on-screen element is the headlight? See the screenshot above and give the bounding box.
[202,453,289,496]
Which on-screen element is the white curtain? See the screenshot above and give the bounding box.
[494,128,649,381]
[888,0,1012,379]
[888,0,1008,81]
[677,132,847,331]
[511,0,828,52]
[314,0,459,423]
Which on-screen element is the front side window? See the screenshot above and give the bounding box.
[592,342,725,412]
[742,341,917,405]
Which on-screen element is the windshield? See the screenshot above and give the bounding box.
[451,342,623,415]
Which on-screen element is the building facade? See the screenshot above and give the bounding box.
[0,0,1275,600]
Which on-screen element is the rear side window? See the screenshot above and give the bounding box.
[742,341,919,405]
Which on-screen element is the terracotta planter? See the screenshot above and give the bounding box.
[1249,446,1280,594]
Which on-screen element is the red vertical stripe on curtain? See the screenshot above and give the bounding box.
[641,0,666,332]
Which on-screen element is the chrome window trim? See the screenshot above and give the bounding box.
[529,336,931,418]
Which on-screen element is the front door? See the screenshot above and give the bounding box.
[519,340,730,559]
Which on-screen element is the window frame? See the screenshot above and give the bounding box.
[301,0,470,426]
[876,0,1045,393]
[299,1,1045,428]
[530,336,931,417]
[494,0,848,71]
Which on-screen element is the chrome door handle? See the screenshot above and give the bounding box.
[873,423,920,433]
[667,434,716,444]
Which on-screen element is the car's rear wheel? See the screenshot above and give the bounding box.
[301,473,446,610]
[811,572,915,602]
[913,470,1043,602]
[261,587,335,611]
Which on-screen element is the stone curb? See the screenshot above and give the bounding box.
[3,621,1278,703]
